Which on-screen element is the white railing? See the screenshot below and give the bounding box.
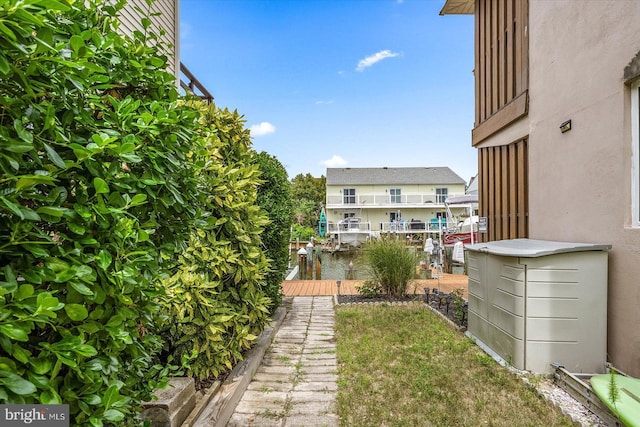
[378,220,448,232]
[325,220,448,233]
[326,193,462,206]
[327,221,371,233]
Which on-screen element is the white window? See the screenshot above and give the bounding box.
[633,79,640,227]
[436,188,448,204]
[389,188,401,203]
[343,188,356,204]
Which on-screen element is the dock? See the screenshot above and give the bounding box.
[281,274,468,299]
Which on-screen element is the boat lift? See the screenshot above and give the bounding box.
[443,194,478,246]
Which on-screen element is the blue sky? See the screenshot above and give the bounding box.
[179,0,476,183]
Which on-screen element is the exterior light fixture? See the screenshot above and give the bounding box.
[560,120,571,133]
[336,280,341,295]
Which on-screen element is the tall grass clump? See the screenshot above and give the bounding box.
[363,236,418,297]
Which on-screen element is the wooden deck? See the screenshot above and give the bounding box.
[281,274,469,299]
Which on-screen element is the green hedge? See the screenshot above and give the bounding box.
[254,152,293,311]
[160,103,273,380]
[0,1,275,424]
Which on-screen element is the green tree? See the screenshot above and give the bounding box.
[254,152,293,311]
[290,173,326,229]
[291,173,326,204]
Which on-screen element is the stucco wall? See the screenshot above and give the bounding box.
[525,1,640,375]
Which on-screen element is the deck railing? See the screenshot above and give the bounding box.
[326,193,465,207]
[325,220,448,234]
[327,221,371,233]
[180,63,213,104]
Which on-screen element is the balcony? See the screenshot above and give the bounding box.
[326,193,465,209]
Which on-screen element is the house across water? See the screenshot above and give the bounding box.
[324,167,475,247]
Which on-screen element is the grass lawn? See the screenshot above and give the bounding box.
[335,303,574,426]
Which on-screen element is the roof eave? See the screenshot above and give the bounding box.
[439,0,474,16]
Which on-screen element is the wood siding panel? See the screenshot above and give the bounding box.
[118,0,178,79]
[508,145,517,238]
[478,139,528,242]
[491,0,499,114]
[473,0,528,141]
[501,146,509,237]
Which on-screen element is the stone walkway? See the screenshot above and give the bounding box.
[228,296,339,427]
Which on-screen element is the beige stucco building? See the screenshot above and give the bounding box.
[442,0,640,376]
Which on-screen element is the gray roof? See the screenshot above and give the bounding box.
[326,167,466,186]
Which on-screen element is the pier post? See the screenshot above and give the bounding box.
[315,245,322,280]
[297,248,307,280]
[306,242,313,279]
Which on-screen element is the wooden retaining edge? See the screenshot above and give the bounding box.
[186,304,289,427]
[141,377,197,427]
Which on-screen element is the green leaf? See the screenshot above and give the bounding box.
[64,304,88,321]
[23,244,49,258]
[102,384,120,410]
[40,389,62,404]
[0,371,37,395]
[2,143,33,153]
[36,293,63,311]
[13,119,33,143]
[0,266,18,293]
[69,282,94,296]
[0,196,23,218]
[74,344,97,357]
[15,284,34,301]
[93,177,109,194]
[0,22,16,42]
[43,143,66,169]
[70,35,83,52]
[36,206,66,217]
[67,222,86,235]
[38,0,71,11]
[96,250,112,270]
[103,409,125,422]
[0,324,29,342]
[19,207,40,221]
[75,265,95,281]
[129,194,147,207]
[30,357,53,375]
[0,54,9,75]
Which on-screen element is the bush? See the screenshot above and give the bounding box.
[254,152,293,312]
[159,103,273,381]
[355,280,383,298]
[291,223,316,241]
[0,1,198,424]
[363,237,418,297]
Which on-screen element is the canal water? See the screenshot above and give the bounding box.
[292,250,372,280]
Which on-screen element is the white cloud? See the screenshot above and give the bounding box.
[356,50,401,72]
[321,155,348,168]
[315,100,335,105]
[249,122,276,137]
